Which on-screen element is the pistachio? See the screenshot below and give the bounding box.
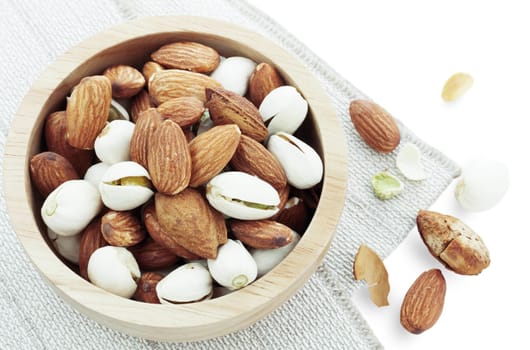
[267,132,323,189]
[47,228,82,264]
[259,86,308,135]
[156,263,213,304]
[94,120,135,164]
[210,56,256,96]
[83,162,110,187]
[372,171,403,200]
[206,171,280,220]
[251,231,300,276]
[207,239,257,290]
[41,180,102,236]
[99,161,154,211]
[108,99,130,121]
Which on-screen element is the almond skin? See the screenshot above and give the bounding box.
[44,111,93,176]
[129,237,178,270]
[78,216,107,280]
[130,108,163,169]
[230,134,287,190]
[349,99,400,153]
[206,87,268,142]
[101,210,145,247]
[66,75,112,150]
[131,90,155,122]
[147,120,191,195]
[133,272,163,304]
[188,124,241,187]
[400,269,446,334]
[30,152,79,197]
[154,189,226,259]
[248,63,284,107]
[230,220,293,249]
[149,69,221,104]
[275,197,309,234]
[142,61,164,83]
[157,96,205,128]
[143,202,200,260]
[151,41,220,73]
[104,65,145,98]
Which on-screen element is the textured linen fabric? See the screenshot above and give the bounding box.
[0,1,460,349]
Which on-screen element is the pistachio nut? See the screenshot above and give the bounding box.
[156,262,213,304]
[196,109,214,136]
[207,239,257,290]
[94,120,135,164]
[41,180,102,236]
[47,228,82,264]
[259,86,308,135]
[251,231,300,276]
[87,246,140,298]
[83,162,110,187]
[99,161,154,211]
[108,99,130,121]
[210,56,256,96]
[206,171,280,220]
[267,132,323,189]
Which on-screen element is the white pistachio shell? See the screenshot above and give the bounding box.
[251,231,300,276]
[206,171,280,220]
[156,263,213,304]
[109,99,130,121]
[210,56,256,95]
[47,228,82,264]
[267,132,323,189]
[83,162,110,187]
[208,239,257,290]
[87,246,140,298]
[94,120,135,164]
[259,86,308,135]
[396,143,427,180]
[41,180,102,236]
[99,161,154,211]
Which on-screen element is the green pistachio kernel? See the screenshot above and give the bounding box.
[372,171,403,200]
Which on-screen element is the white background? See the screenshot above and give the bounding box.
[247,1,528,348]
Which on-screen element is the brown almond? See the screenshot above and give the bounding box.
[400,269,446,334]
[133,272,163,304]
[349,99,400,153]
[129,237,178,270]
[131,90,155,122]
[149,69,221,104]
[275,197,309,234]
[269,184,291,221]
[248,63,284,107]
[101,210,145,247]
[230,220,293,249]
[143,202,200,260]
[130,108,163,169]
[103,65,145,98]
[44,111,93,176]
[188,124,241,187]
[206,87,268,142]
[230,134,287,190]
[151,41,220,73]
[142,61,164,83]
[78,217,107,280]
[154,189,226,259]
[157,96,205,128]
[147,120,191,195]
[66,75,112,149]
[30,152,79,197]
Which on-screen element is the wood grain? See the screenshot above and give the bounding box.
[2,16,348,341]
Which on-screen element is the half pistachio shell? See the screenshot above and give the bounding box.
[156,262,213,304]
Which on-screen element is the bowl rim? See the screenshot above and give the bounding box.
[3,15,348,341]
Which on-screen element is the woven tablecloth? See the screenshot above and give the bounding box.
[0,1,460,349]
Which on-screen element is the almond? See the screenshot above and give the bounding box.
[103,65,145,98]
[154,189,226,259]
[133,272,163,304]
[291,185,320,210]
[44,111,93,176]
[400,269,446,334]
[157,96,205,128]
[349,99,400,153]
[30,152,79,197]
[230,220,293,249]
[131,90,155,122]
[78,216,107,280]
[269,184,290,221]
[130,108,163,169]
[275,197,309,234]
[142,202,200,260]
[147,119,191,195]
[230,134,287,190]
[149,69,221,104]
[248,63,284,107]
[151,41,220,73]
[101,210,145,247]
[142,61,164,83]
[188,125,241,187]
[205,87,268,142]
[129,237,178,270]
[66,75,112,150]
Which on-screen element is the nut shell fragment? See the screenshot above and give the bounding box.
[353,244,390,307]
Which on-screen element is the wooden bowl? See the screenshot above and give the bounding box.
[3,16,347,341]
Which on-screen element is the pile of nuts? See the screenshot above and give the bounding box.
[31,41,324,304]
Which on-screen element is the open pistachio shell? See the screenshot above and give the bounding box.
[259,86,308,135]
[94,120,135,165]
[156,263,213,304]
[207,239,257,290]
[210,56,256,96]
[251,231,300,276]
[47,228,82,264]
